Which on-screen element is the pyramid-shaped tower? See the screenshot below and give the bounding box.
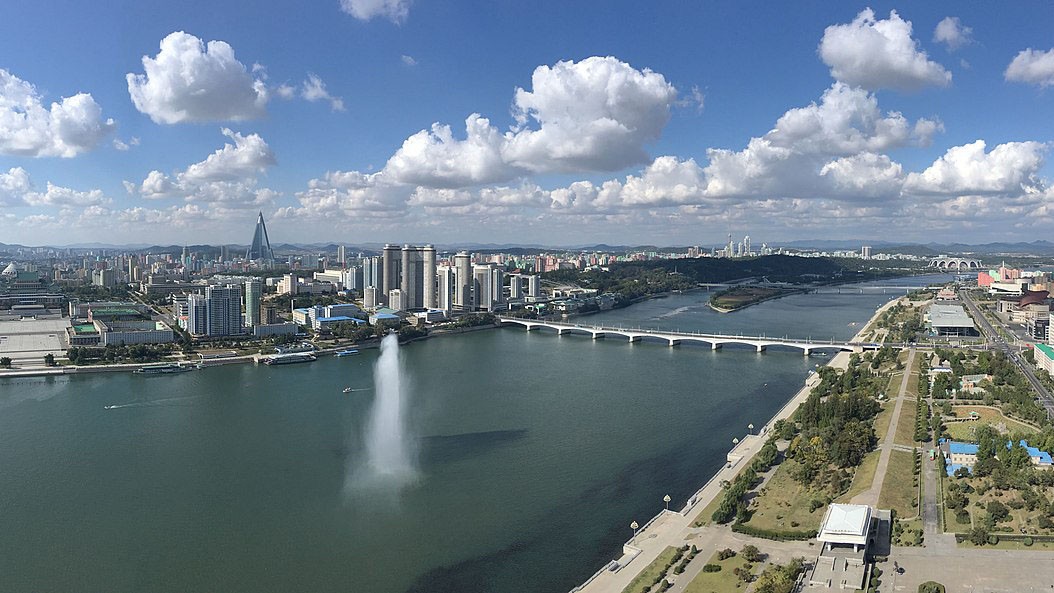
[246,212,274,261]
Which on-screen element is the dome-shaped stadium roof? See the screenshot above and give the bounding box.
[1,262,17,276]
[1019,290,1049,307]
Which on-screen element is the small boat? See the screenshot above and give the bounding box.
[134,362,194,374]
[343,387,352,393]
[335,350,359,357]
[263,353,317,366]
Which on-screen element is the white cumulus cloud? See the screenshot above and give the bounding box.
[0,69,115,157]
[933,17,972,52]
[905,140,1047,195]
[383,56,677,188]
[819,9,951,91]
[127,31,268,124]
[1005,48,1054,88]
[300,73,345,111]
[132,128,278,208]
[339,0,411,23]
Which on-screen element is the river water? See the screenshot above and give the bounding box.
[0,275,950,593]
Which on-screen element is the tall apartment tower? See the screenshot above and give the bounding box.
[381,244,401,302]
[861,245,872,260]
[422,245,436,309]
[400,245,423,309]
[491,266,504,307]
[187,293,208,335]
[509,274,523,300]
[436,265,453,310]
[244,279,262,327]
[453,251,473,311]
[527,275,541,298]
[473,264,495,312]
[362,256,381,289]
[205,284,243,336]
[336,245,347,267]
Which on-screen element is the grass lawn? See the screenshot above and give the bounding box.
[893,398,918,447]
[873,399,895,441]
[878,450,917,517]
[893,517,924,546]
[741,459,826,532]
[684,552,753,593]
[836,449,880,503]
[621,546,682,593]
[692,491,726,527]
[947,406,1039,438]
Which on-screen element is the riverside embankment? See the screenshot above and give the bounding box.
[572,293,908,593]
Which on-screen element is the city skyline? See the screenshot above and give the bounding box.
[2,2,1054,246]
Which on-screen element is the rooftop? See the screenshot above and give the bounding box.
[819,504,871,537]
[928,303,976,329]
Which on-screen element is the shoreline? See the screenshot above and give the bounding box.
[572,293,906,593]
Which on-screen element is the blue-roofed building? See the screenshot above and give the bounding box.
[939,438,1054,476]
[312,315,366,331]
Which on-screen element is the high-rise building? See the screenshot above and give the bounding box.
[205,285,243,336]
[362,256,381,290]
[388,288,404,311]
[473,264,495,312]
[246,212,275,261]
[400,245,423,309]
[422,245,436,309]
[382,244,401,301]
[244,279,262,327]
[509,274,523,300]
[187,294,208,335]
[453,252,473,311]
[363,286,378,309]
[491,266,504,307]
[861,245,872,260]
[527,274,541,299]
[436,265,453,310]
[261,304,278,325]
[337,245,347,267]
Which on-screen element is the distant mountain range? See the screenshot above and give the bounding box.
[3,240,1054,257]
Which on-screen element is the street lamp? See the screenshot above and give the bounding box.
[748,423,754,435]
[663,494,671,511]
[732,437,740,446]
[630,520,639,535]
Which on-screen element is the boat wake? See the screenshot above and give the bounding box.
[104,395,201,409]
[657,306,693,319]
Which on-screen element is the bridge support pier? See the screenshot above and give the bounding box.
[557,328,567,335]
[802,348,812,357]
[592,332,603,340]
[628,336,641,343]
[756,344,766,353]
[668,339,680,347]
[711,343,722,351]
[524,325,535,332]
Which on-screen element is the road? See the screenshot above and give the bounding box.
[959,289,1054,418]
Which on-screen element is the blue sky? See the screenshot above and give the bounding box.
[1,1,1053,247]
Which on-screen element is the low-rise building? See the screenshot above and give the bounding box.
[1035,343,1054,376]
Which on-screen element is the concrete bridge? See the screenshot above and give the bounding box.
[497,317,878,356]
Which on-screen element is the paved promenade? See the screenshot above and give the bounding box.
[852,348,916,507]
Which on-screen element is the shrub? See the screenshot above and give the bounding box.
[702,563,722,573]
[918,582,946,593]
[987,534,999,545]
[955,510,971,524]
[740,544,762,562]
[1024,536,1034,546]
[809,498,824,512]
[717,548,736,560]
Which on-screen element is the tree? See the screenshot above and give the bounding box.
[43,353,55,366]
[740,544,762,562]
[986,501,1009,522]
[0,356,10,368]
[968,524,989,546]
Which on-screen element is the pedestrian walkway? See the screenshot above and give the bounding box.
[852,349,916,507]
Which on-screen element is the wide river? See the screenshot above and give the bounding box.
[0,275,950,593]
